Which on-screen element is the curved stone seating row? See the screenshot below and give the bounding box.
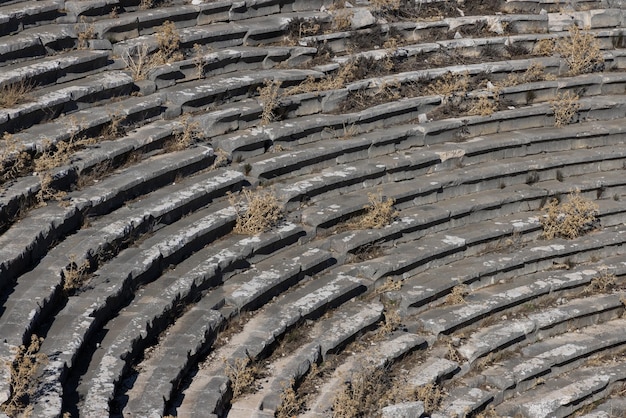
[0,144,219,291]
[0,0,63,37]
[178,299,383,417]
[0,24,76,64]
[0,70,134,134]
[0,49,110,88]
[458,292,626,364]
[74,221,307,416]
[496,354,626,418]
[418,258,626,335]
[397,221,626,312]
[28,199,239,416]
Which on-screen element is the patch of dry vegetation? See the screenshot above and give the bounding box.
[75,17,96,49]
[0,335,48,418]
[499,62,555,87]
[583,266,617,294]
[556,25,604,75]
[551,90,580,127]
[428,71,470,99]
[222,356,259,399]
[350,192,398,229]
[257,79,282,126]
[62,255,91,295]
[169,115,200,151]
[541,190,599,239]
[444,284,470,305]
[0,81,34,109]
[122,21,183,80]
[332,367,391,418]
[276,380,304,418]
[533,38,555,56]
[1,133,31,184]
[230,188,283,235]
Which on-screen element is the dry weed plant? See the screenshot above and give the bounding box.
[122,21,183,80]
[375,277,403,294]
[428,71,470,99]
[34,136,96,174]
[223,356,258,399]
[413,383,444,414]
[170,115,200,151]
[444,284,470,305]
[75,17,96,50]
[0,80,34,108]
[499,62,555,87]
[285,58,363,97]
[475,405,499,418]
[230,188,284,235]
[36,173,67,206]
[99,114,125,141]
[550,90,580,127]
[62,255,91,294]
[556,25,604,75]
[139,0,154,9]
[532,38,555,56]
[257,80,282,126]
[350,192,398,229]
[541,190,599,239]
[332,367,391,418]
[467,94,498,116]
[323,122,359,140]
[374,306,401,339]
[332,10,353,32]
[0,335,48,417]
[192,43,206,79]
[1,133,31,183]
[276,379,303,418]
[583,266,617,294]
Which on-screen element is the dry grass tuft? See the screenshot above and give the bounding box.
[1,335,48,417]
[467,94,498,116]
[444,284,470,305]
[583,266,617,294]
[332,367,390,418]
[556,25,604,75]
[276,379,303,418]
[532,38,555,56]
[351,192,398,229]
[499,62,555,87]
[375,277,403,294]
[1,133,32,183]
[62,254,91,294]
[413,383,444,414]
[169,115,200,151]
[541,190,599,239]
[257,79,282,126]
[0,80,34,108]
[223,356,259,399]
[122,21,182,80]
[550,90,580,127]
[36,173,67,206]
[75,17,96,49]
[428,71,470,99]
[230,188,284,235]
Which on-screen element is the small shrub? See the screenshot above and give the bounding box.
[257,79,282,126]
[230,188,283,235]
[541,190,599,239]
[1,133,31,183]
[332,367,390,418]
[414,383,444,414]
[1,335,48,417]
[122,44,152,81]
[556,25,604,75]
[551,90,580,127]
[75,17,96,49]
[36,173,67,206]
[583,266,617,294]
[444,284,470,305]
[62,255,91,294]
[467,94,498,116]
[0,81,34,109]
[352,192,398,229]
[276,380,303,418]
[499,62,555,87]
[428,71,470,99]
[223,356,258,399]
[170,115,200,151]
[375,306,401,338]
[533,38,555,56]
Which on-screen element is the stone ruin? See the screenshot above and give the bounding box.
[1,0,626,416]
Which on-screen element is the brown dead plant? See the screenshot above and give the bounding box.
[0,80,34,109]
[532,38,555,56]
[1,335,48,418]
[62,254,91,295]
[230,188,284,235]
[169,115,200,151]
[1,133,32,183]
[444,284,470,305]
[499,62,555,87]
[332,367,391,418]
[556,25,604,75]
[276,379,304,418]
[351,192,398,229]
[257,79,282,126]
[550,90,580,127]
[122,21,183,80]
[583,266,617,295]
[428,71,470,100]
[413,383,444,414]
[541,190,599,239]
[223,356,259,399]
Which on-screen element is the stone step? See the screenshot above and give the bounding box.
[458,292,626,364]
[0,70,134,134]
[73,223,305,415]
[121,308,225,418]
[398,221,626,311]
[0,0,63,37]
[0,146,219,290]
[435,386,493,418]
[495,363,626,417]
[418,261,626,335]
[0,24,76,64]
[24,202,237,416]
[0,49,110,88]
